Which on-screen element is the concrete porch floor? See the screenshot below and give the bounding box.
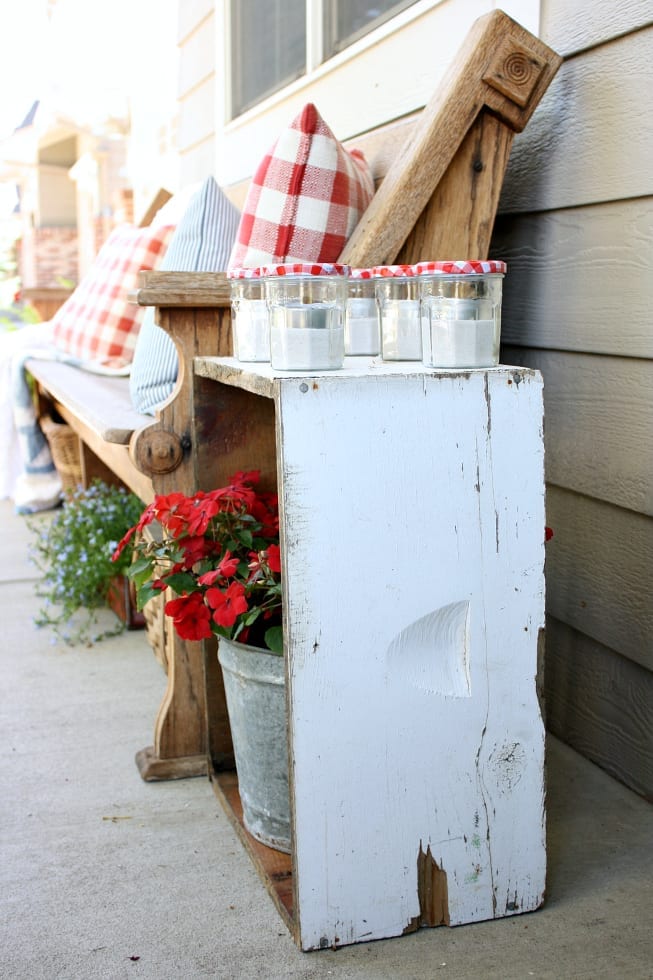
[1,499,651,980]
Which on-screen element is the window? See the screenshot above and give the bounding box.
[323,0,416,57]
[230,0,416,118]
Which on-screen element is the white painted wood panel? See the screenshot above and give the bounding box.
[499,27,653,213]
[492,198,653,357]
[502,348,653,516]
[540,0,653,58]
[275,367,546,949]
[545,487,653,670]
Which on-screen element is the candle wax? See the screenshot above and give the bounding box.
[234,299,270,362]
[422,319,498,368]
[380,300,422,360]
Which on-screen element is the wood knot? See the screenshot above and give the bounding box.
[132,427,185,476]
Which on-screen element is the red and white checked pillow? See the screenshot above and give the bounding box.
[51,223,174,371]
[228,103,375,269]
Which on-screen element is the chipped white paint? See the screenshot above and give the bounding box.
[273,363,546,950]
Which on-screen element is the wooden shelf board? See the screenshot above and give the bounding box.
[209,769,295,930]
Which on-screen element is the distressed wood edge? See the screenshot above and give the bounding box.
[131,271,231,308]
[135,746,208,781]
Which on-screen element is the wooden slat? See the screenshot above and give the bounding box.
[210,771,295,926]
[502,348,653,516]
[492,198,653,358]
[26,359,151,444]
[54,400,155,503]
[544,614,653,801]
[137,187,172,227]
[545,486,653,670]
[133,270,231,308]
[499,28,653,214]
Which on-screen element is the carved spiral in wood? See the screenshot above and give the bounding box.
[502,51,533,88]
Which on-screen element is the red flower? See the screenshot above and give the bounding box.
[545,526,554,541]
[164,593,213,641]
[198,551,240,586]
[184,494,222,536]
[266,544,281,573]
[179,535,214,568]
[153,492,188,533]
[111,524,136,563]
[206,581,248,628]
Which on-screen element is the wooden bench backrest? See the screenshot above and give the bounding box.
[339,9,561,267]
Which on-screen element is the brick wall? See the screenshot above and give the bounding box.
[22,228,79,288]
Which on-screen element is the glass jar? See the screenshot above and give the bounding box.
[262,263,349,371]
[373,265,421,361]
[228,268,269,362]
[345,269,380,356]
[416,260,506,368]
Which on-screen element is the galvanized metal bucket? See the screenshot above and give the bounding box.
[217,636,291,853]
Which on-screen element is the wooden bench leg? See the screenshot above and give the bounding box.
[136,626,208,781]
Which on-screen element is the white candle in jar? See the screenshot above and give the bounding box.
[269,305,345,371]
[234,299,270,361]
[380,299,421,360]
[422,318,497,368]
[345,297,380,355]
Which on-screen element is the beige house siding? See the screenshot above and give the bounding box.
[492,0,653,798]
[177,2,217,186]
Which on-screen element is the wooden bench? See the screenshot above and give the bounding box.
[28,9,561,783]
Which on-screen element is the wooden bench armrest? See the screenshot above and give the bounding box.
[131,271,231,309]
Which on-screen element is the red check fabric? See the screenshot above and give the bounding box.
[228,103,375,270]
[51,223,174,371]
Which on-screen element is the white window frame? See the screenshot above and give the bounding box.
[214,0,540,189]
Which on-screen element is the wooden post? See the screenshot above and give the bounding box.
[131,274,234,779]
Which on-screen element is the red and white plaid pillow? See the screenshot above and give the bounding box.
[51,223,174,371]
[228,103,375,269]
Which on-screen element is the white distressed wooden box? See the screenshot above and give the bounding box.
[195,357,546,951]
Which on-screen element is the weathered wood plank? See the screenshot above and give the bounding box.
[502,348,653,516]
[26,359,150,444]
[544,614,653,801]
[499,28,653,213]
[545,487,653,670]
[133,270,231,308]
[277,368,546,947]
[493,198,653,357]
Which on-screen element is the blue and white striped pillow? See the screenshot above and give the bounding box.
[130,177,241,414]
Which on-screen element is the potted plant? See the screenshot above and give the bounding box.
[113,470,290,851]
[28,480,146,645]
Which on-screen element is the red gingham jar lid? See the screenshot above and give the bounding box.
[369,264,416,278]
[258,262,350,277]
[413,260,507,275]
[227,266,263,279]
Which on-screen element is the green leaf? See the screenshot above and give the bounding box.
[136,582,163,610]
[235,528,253,548]
[164,572,199,595]
[129,560,156,589]
[264,625,283,655]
